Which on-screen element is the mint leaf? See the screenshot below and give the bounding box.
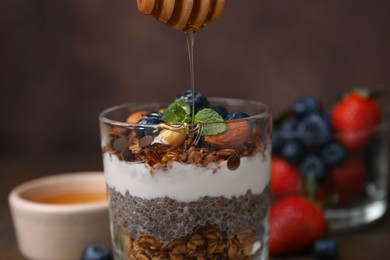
[163,99,192,124]
[194,108,227,136]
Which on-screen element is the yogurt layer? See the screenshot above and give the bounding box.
[103,152,270,202]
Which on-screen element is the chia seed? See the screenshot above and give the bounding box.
[108,186,270,243]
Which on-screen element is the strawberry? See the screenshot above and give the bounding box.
[327,159,367,204]
[331,90,381,150]
[269,196,327,255]
[271,157,301,197]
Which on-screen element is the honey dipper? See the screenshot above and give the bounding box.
[137,0,226,31]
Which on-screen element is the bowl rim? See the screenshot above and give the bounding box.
[8,172,108,213]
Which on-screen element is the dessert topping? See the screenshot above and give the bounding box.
[135,112,164,138]
[204,121,251,149]
[138,135,154,148]
[227,154,240,171]
[154,129,186,146]
[163,99,227,136]
[176,90,209,115]
[126,110,149,123]
[105,92,268,171]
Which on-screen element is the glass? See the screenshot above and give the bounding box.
[99,98,272,259]
[274,120,389,232]
[325,121,389,231]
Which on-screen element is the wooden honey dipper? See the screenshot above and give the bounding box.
[137,0,226,31]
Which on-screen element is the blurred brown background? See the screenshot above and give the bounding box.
[1,0,389,159]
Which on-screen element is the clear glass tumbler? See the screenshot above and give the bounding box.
[99,98,272,259]
[325,121,389,231]
[273,119,389,232]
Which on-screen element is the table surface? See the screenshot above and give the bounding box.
[1,154,389,260]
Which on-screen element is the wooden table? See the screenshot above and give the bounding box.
[1,154,389,259]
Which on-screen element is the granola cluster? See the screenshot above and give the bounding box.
[125,226,257,260]
[103,124,266,173]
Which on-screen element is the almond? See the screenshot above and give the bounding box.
[126,110,149,123]
[205,121,250,149]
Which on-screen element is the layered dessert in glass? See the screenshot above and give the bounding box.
[99,93,271,259]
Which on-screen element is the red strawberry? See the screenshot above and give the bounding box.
[271,157,301,197]
[327,159,367,204]
[269,196,327,255]
[331,90,381,150]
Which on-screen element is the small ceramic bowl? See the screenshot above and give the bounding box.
[8,172,110,260]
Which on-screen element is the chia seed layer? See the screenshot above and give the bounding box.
[109,186,269,243]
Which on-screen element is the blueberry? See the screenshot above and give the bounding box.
[210,104,228,118]
[225,112,250,120]
[177,90,209,114]
[272,131,284,154]
[296,113,331,147]
[278,119,299,141]
[299,155,326,180]
[313,239,338,259]
[81,244,112,260]
[281,140,305,164]
[321,142,346,166]
[145,111,164,120]
[280,119,299,132]
[292,95,321,117]
[135,112,164,138]
[322,108,332,126]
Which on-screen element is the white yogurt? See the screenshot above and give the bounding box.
[103,152,270,202]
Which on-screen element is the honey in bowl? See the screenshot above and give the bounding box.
[32,191,107,205]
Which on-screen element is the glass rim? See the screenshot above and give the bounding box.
[99,97,271,127]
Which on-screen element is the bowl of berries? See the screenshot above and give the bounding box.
[271,89,388,233]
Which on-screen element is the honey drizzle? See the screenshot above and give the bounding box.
[185,29,196,122]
